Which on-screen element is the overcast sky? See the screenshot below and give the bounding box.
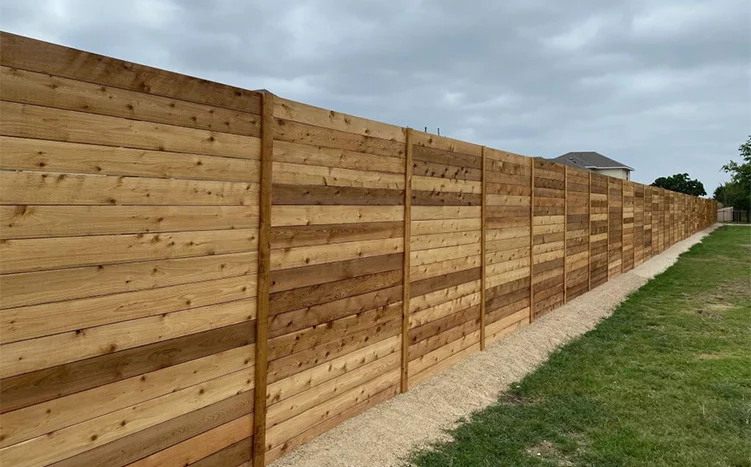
[2,0,749,193]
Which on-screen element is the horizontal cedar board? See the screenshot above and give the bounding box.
[0,345,253,448]
[0,297,255,378]
[1,274,257,343]
[0,205,258,239]
[411,132,483,158]
[270,238,402,270]
[0,321,254,413]
[0,136,261,182]
[47,392,253,467]
[0,101,261,160]
[269,269,401,316]
[0,228,258,274]
[485,148,528,166]
[271,205,403,226]
[272,184,403,205]
[410,267,481,298]
[267,317,400,383]
[270,222,402,250]
[0,170,259,206]
[0,32,262,114]
[274,118,404,158]
[268,302,401,360]
[412,159,482,181]
[269,253,402,293]
[273,140,404,174]
[272,161,403,190]
[274,97,405,143]
[485,182,531,196]
[270,285,402,338]
[408,316,480,361]
[0,65,260,137]
[0,251,255,310]
[412,190,482,206]
[409,304,481,344]
[412,231,482,251]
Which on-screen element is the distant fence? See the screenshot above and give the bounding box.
[0,32,717,467]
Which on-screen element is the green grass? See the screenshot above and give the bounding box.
[407,226,751,467]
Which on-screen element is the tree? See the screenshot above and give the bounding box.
[651,173,706,196]
[715,135,751,211]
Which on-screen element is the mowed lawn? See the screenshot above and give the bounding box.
[408,226,751,467]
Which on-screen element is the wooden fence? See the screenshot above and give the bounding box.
[0,32,717,467]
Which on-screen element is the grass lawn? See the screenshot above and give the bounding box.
[408,226,751,467]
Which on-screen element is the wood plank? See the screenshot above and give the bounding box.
[270,238,402,270]
[411,145,482,169]
[270,221,402,249]
[0,101,261,160]
[411,205,481,221]
[274,97,406,142]
[410,218,481,235]
[0,65,260,137]
[0,228,257,274]
[253,91,274,467]
[271,205,403,226]
[412,175,481,194]
[0,170,259,206]
[266,335,399,405]
[270,268,401,316]
[410,255,481,282]
[0,251,255,310]
[1,274,257,344]
[0,136,260,182]
[401,130,412,392]
[272,161,404,189]
[0,205,258,239]
[128,417,252,467]
[411,190,482,206]
[273,140,404,174]
[47,392,253,467]
[274,118,405,158]
[269,253,401,293]
[0,32,261,114]
[0,345,253,448]
[411,230,481,251]
[0,368,254,467]
[412,159,482,181]
[272,184,403,205]
[0,298,255,378]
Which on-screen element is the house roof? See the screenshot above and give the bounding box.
[552,152,634,171]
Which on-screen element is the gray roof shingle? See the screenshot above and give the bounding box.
[552,152,634,171]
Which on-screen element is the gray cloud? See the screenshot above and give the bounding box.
[2,0,749,192]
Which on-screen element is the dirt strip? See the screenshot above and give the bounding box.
[270,225,719,467]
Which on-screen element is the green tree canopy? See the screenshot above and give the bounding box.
[714,135,751,211]
[651,173,706,196]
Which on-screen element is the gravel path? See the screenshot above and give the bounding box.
[270,225,719,467]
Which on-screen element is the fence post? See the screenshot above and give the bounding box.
[621,181,625,274]
[588,172,592,291]
[606,178,610,280]
[480,146,487,351]
[529,158,535,322]
[252,91,274,467]
[563,166,568,303]
[400,128,413,393]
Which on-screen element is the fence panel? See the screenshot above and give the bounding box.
[532,159,566,318]
[484,148,532,344]
[622,181,635,272]
[565,167,591,300]
[608,178,624,278]
[407,132,483,388]
[0,34,260,467]
[264,99,406,462]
